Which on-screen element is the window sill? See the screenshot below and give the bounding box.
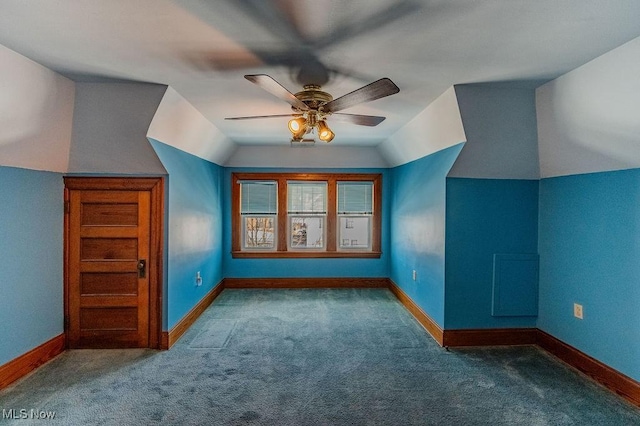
[231,251,382,259]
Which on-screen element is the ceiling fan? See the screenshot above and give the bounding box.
[184,1,421,87]
[225,74,400,143]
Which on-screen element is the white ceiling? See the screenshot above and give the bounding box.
[1,0,639,147]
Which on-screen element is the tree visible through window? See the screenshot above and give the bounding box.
[244,217,275,248]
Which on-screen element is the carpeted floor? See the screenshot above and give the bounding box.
[1,288,639,425]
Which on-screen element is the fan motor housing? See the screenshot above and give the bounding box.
[294,85,333,109]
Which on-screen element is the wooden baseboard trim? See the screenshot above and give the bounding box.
[384,283,639,407]
[443,328,538,347]
[0,334,65,390]
[387,280,444,346]
[1,280,637,408]
[223,277,389,289]
[537,330,640,407]
[161,281,224,349]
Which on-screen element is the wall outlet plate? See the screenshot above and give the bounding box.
[573,303,583,319]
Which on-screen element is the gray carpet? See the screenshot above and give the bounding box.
[1,288,639,425]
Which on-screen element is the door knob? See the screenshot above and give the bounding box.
[137,259,146,278]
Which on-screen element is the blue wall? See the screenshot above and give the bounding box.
[538,169,640,382]
[0,166,64,365]
[444,178,539,329]
[389,144,463,327]
[222,167,390,278]
[150,140,224,330]
[3,139,638,388]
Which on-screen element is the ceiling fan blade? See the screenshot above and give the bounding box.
[322,78,400,113]
[229,1,332,86]
[329,113,386,127]
[314,1,422,51]
[245,74,310,111]
[225,114,299,120]
[233,0,305,46]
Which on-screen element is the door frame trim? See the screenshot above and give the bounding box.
[63,177,165,349]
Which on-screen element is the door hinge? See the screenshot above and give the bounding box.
[64,200,70,214]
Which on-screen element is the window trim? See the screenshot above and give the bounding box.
[232,172,382,258]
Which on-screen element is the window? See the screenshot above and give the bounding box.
[337,182,373,250]
[288,181,327,249]
[232,173,382,258]
[239,181,277,250]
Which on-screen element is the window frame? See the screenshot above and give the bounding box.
[231,172,382,258]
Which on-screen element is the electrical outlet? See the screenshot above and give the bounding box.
[573,303,583,319]
[196,271,202,286]
[412,270,417,281]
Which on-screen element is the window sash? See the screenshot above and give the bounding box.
[242,216,276,250]
[289,216,325,249]
[287,181,327,214]
[338,215,371,250]
[240,181,277,215]
[337,182,373,214]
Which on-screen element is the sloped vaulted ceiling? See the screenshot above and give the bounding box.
[0,44,74,173]
[536,36,640,178]
[68,82,168,175]
[1,1,640,172]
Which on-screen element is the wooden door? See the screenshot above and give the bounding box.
[64,177,163,349]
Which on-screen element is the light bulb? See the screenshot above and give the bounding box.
[317,120,335,143]
[288,117,307,139]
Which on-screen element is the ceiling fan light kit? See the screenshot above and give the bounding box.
[316,120,335,143]
[288,116,307,139]
[287,116,334,143]
[226,74,400,144]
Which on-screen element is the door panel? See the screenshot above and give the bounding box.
[81,203,138,226]
[66,181,160,349]
[81,273,138,295]
[80,238,138,260]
